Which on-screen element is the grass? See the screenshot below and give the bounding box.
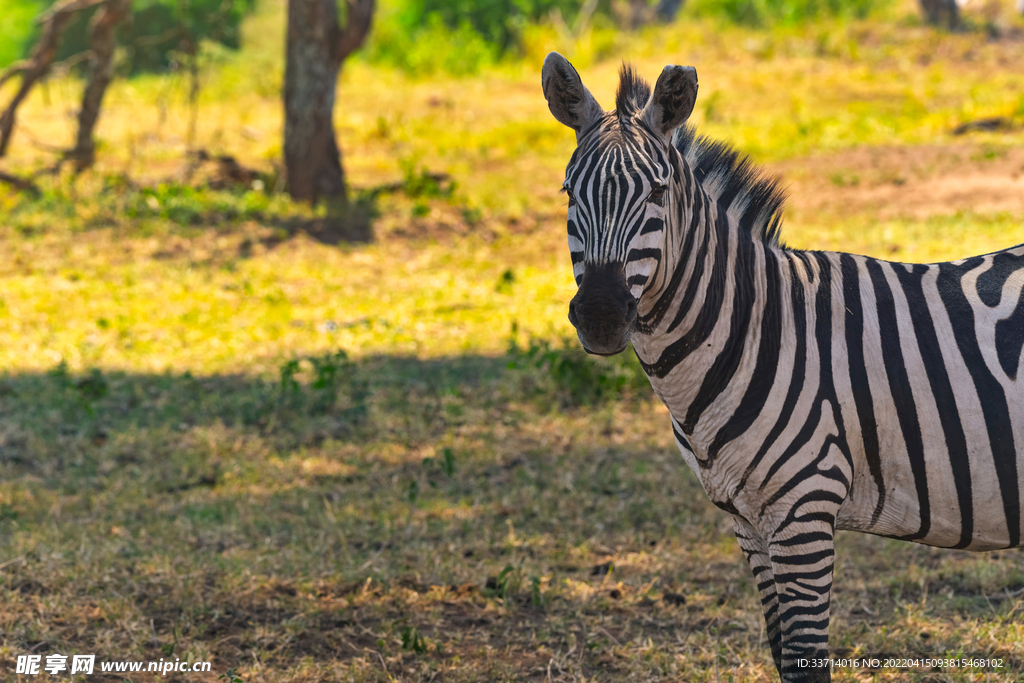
[2,0,1024,680]
[3,355,1024,681]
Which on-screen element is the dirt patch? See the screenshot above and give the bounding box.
[770,142,1024,221]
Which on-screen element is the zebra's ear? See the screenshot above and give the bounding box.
[542,52,604,139]
[643,65,698,139]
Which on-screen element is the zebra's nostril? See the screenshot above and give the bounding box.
[625,298,637,323]
[568,301,579,327]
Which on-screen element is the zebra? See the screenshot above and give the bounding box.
[541,52,1024,683]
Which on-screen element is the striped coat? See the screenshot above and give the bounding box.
[542,52,1024,682]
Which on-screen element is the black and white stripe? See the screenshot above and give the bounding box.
[542,54,1024,683]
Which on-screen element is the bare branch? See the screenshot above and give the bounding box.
[0,61,31,90]
[51,50,95,77]
[0,170,41,197]
[37,0,106,23]
[334,0,375,62]
[68,0,131,171]
[134,25,183,47]
[0,0,106,158]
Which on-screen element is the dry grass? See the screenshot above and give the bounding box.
[2,357,1023,682]
[2,0,1024,681]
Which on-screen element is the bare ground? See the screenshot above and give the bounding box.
[772,140,1024,221]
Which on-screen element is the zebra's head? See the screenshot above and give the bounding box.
[542,52,697,355]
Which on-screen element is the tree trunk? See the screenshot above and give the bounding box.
[919,0,960,28]
[284,0,344,203]
[655,0,685,23]
[0,0,105,158]
[70,0,131,171]
[283,0,373,240]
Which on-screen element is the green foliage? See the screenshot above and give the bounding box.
[440,446,456,477]
[0,0,256,72]
[400,625,428,654]
[367,10,501,76]
[29,352,367,448]
[364,0,888,74]
[420,447,457,491]
[5,176,303,237]
[128,0,257,72]
[494,269,516,295]
[0,0,43,68]
[485,564,521,600]
[507,325,650,408]
[0,503,18,521]
[219,670,243,683]
[529,574,545,606]
[688,0,880,25]
[129,183,278,226]
[365,0,597,75]
[43,362,109,418]
[397,158,455,200]
[76,367,110,402]
[276,351,366,418]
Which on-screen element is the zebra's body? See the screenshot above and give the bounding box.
[542,53,1024,682]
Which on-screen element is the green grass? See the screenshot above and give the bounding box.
[2,0,1024,680]
[2,354,1024,681]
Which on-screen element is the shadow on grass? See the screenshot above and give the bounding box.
[2,167,459,249]
[0,346,653,527]
[0,349,724,680]
[3,351,1024,680]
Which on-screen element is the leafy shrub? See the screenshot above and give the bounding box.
[365,0,602,75]
[277,351,368,419]
[128,183,275,226]
[0,0,256,73]
[4,175,306,237]
[688,0,880,25]
[365,0,888,74]
[397,158,455,199]
[507,328,650,407]
[367,11,501,76]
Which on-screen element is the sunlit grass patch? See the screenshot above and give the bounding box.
[2,197,1021,376]
[787,210,1024,263]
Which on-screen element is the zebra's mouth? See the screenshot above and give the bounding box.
[580,342,629,357]
[569,261,637,356]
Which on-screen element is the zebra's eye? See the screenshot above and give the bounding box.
[647,185,667,204]
[562,186,576,207]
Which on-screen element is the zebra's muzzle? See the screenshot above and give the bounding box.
[568,262,637,356]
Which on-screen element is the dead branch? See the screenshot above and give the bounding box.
[50,50,95,79]
[134,25,183,48]
[68,0,131,171]
[0,0,106,158]
[0,170,41,197]
[951,116,1015,135]
[0,61,31,90]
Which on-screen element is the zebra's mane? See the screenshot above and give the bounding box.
[615,64,651,120]
[612,65,786,247]
[673,126,787,248]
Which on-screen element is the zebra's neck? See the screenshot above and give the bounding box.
[632,155,792,458]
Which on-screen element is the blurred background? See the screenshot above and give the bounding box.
[1,0,1023,680]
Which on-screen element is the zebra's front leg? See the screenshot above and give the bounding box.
[769,516,836,683]
[733,517,783,675]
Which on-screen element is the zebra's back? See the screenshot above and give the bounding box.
[830,245,1024,550]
